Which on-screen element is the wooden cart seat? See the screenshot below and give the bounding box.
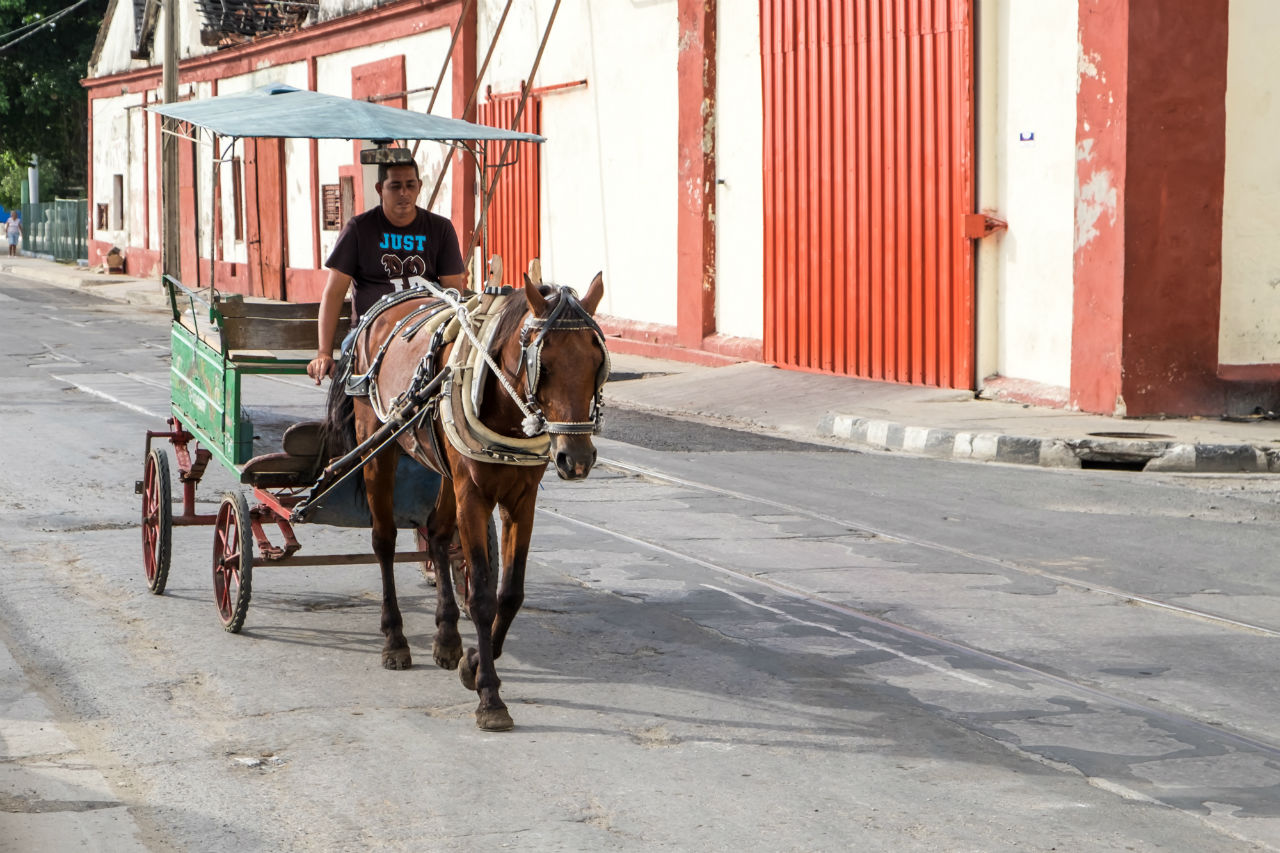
[175,295,351,358]
[240,421,326,488]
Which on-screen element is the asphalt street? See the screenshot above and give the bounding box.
[3,270,1280,851]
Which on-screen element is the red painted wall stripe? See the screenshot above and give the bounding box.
[676,0,717,348]
[1071,0,1229,416]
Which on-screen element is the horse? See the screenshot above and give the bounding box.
[321,272,607,731]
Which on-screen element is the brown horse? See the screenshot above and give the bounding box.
[322,273,606,731]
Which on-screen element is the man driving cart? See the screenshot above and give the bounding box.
[307,157,468,385]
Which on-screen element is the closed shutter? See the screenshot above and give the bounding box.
[477,91,542,284]
[761,0,976,388]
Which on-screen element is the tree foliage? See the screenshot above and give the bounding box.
[0,0,110,201]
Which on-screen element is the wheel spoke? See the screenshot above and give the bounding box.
[212,492,253,631]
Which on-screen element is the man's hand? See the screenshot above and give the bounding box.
[307,353,335,385]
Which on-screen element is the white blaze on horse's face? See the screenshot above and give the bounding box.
[525,273,606,481]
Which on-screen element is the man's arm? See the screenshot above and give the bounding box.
[306,269,353,385]
[440,272,468,292]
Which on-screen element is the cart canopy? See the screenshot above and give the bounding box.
[147,83,544,143]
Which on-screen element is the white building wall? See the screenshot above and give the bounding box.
[313,30,458,262]
[715,2,764,340]
[90,91,143,253]
[478,0,678,325]
[1220,0,1280,367]
[88,0,143,77]
[984,0,1078,391]
[126,98,148,247]
[216,66,311,269]
[145,90,160,253]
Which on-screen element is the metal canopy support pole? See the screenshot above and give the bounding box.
[424,0,474,119]
[463,0,561,269]
[208,135,224,296]
[161,0,180,282]
[423,0,516,212]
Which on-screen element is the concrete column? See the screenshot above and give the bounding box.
[676,0,716,348]
[1071,0,1229,416]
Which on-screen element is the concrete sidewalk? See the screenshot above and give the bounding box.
[5,253,1278,473]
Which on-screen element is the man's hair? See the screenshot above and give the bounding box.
[378,160,421,184]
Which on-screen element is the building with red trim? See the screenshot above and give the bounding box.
[85,1,1280,418]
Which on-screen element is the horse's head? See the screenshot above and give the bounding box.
[521,272,608,480]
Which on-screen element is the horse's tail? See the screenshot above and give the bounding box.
[318,354,357,462]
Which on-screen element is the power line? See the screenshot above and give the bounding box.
[0,0,97,55]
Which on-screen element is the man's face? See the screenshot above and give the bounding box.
[377,165,422,223]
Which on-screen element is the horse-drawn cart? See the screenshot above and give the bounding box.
[140,276,500,632]
[137,84,540,632]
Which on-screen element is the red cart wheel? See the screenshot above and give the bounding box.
[141,447,172,594]
[212,492,253,633]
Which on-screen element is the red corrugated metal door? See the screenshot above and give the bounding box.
[477,92,542,283]
[761,0,975,388]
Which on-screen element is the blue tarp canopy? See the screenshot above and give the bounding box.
[147,83,544,143]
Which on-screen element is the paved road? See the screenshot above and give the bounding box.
[2,272,1279,851]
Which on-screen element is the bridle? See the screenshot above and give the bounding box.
[515,286,611,436]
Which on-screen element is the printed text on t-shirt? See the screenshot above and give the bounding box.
[379,233,433,252]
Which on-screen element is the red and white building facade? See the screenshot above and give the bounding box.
[84,1,1280,418]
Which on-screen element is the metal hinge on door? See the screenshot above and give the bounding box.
[962,212,1008,239]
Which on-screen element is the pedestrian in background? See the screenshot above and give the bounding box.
[6,211,21,257]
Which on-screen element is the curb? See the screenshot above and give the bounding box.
[820,413,1280,473]
[0,261,166,308]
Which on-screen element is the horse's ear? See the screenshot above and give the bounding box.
[581,272,604,315]
[524,274,548,316]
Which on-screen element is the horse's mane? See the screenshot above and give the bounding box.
[486,283,563,355]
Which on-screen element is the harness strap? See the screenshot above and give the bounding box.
[439,294,551,466]
[345,293,452,397]
[291,368,446,523]
[519,288,611,436]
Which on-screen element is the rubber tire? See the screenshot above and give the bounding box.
[212,492,253,634]
[451,513,500,622]
[141,447,172,595]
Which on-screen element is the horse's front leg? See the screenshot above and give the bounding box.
[491,490,537,661]
[426,484,463,671]
[364,445,411,670]
[454,482,512,731]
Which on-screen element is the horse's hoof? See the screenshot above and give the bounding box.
[432,638,462,670]
[475,706,514,732]
[458,649,478,691]
[382,648,412,670]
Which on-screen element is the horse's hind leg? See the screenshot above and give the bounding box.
[426,487,463,671]
[364,444,411,670]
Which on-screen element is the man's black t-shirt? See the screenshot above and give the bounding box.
[325,206,466,320]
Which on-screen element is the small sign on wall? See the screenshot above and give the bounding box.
[322,184,342,230]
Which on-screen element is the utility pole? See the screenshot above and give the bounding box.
[161,0,180,281]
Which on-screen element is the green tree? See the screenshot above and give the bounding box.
[0,0,109,201]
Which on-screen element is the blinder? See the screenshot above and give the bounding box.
[517,286,610,436]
